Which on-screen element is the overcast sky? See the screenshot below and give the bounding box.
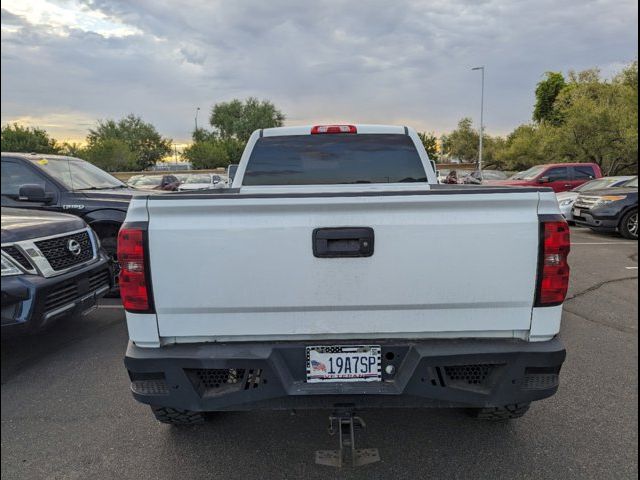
[1,0,638,144]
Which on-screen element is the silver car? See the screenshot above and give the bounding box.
[556,176,635,221]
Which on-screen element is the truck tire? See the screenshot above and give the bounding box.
[151,406,205,425]
[468,403,530,421]
[619,209,638,240]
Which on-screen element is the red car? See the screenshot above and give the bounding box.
[488,163,603,193]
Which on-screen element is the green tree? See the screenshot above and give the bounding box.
[533,72,566,125]
[86,114,172,170]
[440,118,479,162]
[60,142,85,157]
[182,139,230,169]
[219,137,246,164]
[82,138,137,172]
[209,97,285,142]
[483,136,507,170]
[1,123,61,154]
[497,124,546,171]
[613,60,638,90]
[546,77,637,175]
[417,132,439,160]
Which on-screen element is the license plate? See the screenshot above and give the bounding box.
[573,208,581,217]
[306,345,381,383]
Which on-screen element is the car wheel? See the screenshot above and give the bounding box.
[619,209,638,240]
[467,403,530,421]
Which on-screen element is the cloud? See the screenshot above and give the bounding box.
[2,0,638,142]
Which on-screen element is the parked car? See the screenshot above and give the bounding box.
[556,176,635,222]
[1,207,112,333]
[1,153,140,275]
[177,173,227,191]
[488,163,602,192]
[122,124,567,426]
[572,176,638,239]
[462,170,508,184]
[127,174,181,191]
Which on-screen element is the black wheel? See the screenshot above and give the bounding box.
[619,209,638,240]
[100,235,121,297]
[467,403,530,421]
[91,224,121,296]
[151,406,205,425]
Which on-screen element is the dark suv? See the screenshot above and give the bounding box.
[2,207,112,333]
[572,176,638,239]
[1,153,140,273]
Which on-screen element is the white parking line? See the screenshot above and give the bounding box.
[98,304,124,309]
[625,266,638,270]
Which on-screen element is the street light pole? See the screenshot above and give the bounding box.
[195,107,201,132]
[471,66,485,178]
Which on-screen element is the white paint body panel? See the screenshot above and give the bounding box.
[145,192,545,341]
[125,125,565,345]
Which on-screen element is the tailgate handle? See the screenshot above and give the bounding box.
[313,227,374,258]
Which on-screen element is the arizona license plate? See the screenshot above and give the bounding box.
[306,345,381,383]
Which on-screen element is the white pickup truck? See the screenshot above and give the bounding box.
[120,124,569,425]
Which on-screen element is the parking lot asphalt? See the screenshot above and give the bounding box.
[1,227,637,480]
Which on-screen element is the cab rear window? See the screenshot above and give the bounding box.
[243,134,427,186]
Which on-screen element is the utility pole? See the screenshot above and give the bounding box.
[195,107,201,132]
[471,66,485,178]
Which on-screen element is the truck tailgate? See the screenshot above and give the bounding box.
[146,191,541,341]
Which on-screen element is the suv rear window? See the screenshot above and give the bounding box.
[243,134,427,186]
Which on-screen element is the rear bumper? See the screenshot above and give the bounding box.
[125,337,566,411]
[1,253,112,333]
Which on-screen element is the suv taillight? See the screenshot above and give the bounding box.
[535,220,571,307]
[118,227,153,312]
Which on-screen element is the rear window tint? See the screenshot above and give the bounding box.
[243,134,427,186]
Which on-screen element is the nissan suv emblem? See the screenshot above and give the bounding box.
[67,239,82,256]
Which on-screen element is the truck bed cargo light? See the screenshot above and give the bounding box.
[311,125,357,134]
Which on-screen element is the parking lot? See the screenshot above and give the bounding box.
[1,227,637,480]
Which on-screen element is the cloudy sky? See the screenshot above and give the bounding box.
[1,0,637,144]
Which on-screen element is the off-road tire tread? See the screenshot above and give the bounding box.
[151,406,205,425]
[470,403,530,421]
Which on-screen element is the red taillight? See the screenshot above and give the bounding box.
[310,125,357,134]
[536,220,571,306]
[118,228,152,312]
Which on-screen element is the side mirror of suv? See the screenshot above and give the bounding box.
[18,184,53,203]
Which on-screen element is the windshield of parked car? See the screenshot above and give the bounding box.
[574,178,621,192]
[128,176,162,186]
[623,177,638,188]
[243,134,427,185]
[480,170,508,180]
[510,166,545,180]
[30,157,126,190]
[184,174,212,184]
